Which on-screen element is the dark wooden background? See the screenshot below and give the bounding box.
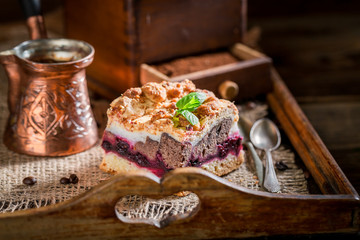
[247,0,360,198]
[0,0,359,239]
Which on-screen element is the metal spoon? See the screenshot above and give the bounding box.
[238,115,264,186]
[250,118,281,193]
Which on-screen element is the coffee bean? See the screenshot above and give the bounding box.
[304,170,310,179]
[69,174,79,184]
[60,177,70,184]
[275,161,289,171]
[23,176,37,186]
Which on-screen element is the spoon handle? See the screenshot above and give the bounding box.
[264,150,281,193]
[244,142,264,186]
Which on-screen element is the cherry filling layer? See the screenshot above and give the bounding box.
[101,131,242,177]
[187,136,241,167]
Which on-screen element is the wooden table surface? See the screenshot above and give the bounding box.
[0,1,359,239]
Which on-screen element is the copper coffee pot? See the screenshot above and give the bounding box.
[0,0,98,156]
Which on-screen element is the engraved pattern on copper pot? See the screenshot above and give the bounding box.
[16,71,92,141]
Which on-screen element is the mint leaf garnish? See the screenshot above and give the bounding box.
[178,110,199,126]
[176,92,207,110]
[173,92,207,126]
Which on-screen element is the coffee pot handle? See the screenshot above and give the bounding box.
[19,0,47,40]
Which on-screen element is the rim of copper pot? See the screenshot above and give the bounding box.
[13,38,94,72]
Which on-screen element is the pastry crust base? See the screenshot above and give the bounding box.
[100,150,244,177]
[99,152,153,175]
[201,150,244,176]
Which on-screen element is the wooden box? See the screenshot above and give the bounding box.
[141,43,272,101]
[1,69,359,239]
[64,0,247,98]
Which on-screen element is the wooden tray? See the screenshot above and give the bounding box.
[0,70,359,239]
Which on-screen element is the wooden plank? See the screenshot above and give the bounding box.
[248,0,360,17]
[249,13,360,97]
[299,101,360,150]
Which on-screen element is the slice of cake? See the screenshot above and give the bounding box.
[100,80,244,177]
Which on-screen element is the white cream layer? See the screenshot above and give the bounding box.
[106,118,240,146]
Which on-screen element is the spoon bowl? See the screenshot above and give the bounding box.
[250,118,281,151]
[250,118,281,192]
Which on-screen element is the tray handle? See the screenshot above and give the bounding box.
[0,168,358,239]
